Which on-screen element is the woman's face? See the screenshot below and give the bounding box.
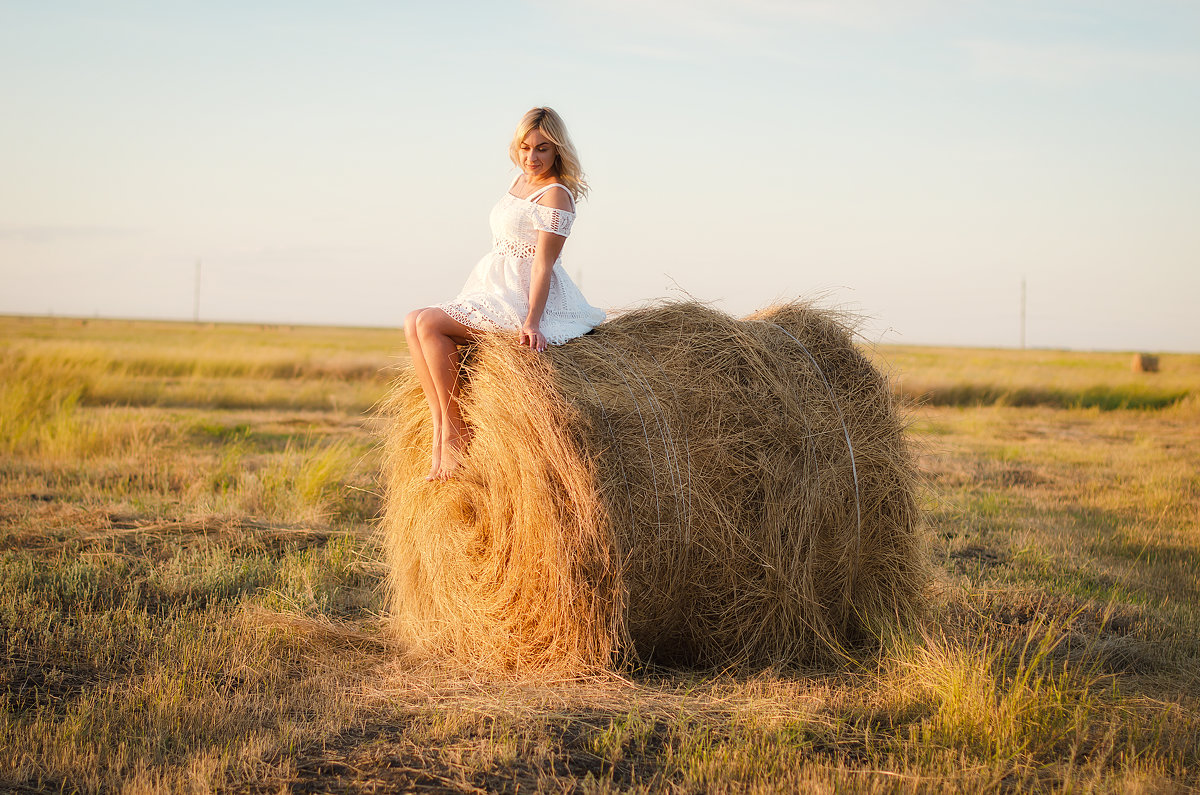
[518,128,558,179]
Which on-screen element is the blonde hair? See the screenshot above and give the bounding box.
[508,107,589,201]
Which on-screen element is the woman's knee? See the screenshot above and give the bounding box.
[404,309,424,340]
[414,308,450,340]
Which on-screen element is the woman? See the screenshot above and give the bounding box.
[405,107,605,481]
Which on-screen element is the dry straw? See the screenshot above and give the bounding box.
[379,301,928,674]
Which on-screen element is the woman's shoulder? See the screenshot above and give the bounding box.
[534,184,575,212]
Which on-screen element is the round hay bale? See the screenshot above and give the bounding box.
[1131,353,1159,373]
[379,301,928,673]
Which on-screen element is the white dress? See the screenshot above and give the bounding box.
[438,180,606,345]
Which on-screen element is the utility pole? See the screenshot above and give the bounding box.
[1020,275,1026,350]
[193,260,201,323]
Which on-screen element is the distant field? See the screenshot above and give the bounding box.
[876,344,1200,410]
[4,315,1195,413]
[2,315,1198,792]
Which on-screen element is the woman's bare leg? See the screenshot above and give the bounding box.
[405,309,445,480]
[414,308,477,479]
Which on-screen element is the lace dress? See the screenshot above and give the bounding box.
[437,180,605,345]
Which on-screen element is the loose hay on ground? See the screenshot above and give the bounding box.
[378,301,929,673]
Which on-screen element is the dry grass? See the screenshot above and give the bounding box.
[877,344,1200,410]
[0,316,395,416]
[2,314,1199,793]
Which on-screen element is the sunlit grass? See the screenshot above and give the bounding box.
[2,315,1199,791]
[1,316,401,414]
[875,344,1200,409]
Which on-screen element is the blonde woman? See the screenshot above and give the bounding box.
[405,107,605,481]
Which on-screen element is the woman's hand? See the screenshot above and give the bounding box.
[519,323,547,353]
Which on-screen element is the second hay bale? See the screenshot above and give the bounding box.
[379,301,928,672]
[1132,353,1160,373]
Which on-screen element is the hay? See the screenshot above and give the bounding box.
[379,300,928,673]
[1131,353,1159,373]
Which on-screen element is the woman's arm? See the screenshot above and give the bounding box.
[520,188,572,352]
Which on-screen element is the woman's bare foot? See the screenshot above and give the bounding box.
[435,426,471,480]
[425,426,443,481]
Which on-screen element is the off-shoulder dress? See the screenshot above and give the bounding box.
[437,180,605,344]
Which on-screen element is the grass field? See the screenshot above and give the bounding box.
[2,315,1198,793]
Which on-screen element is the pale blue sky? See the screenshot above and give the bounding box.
[2,1,1198,350]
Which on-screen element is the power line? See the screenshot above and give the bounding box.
[1020,275,1026,350]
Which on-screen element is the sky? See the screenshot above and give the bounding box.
[2,0,1198,351]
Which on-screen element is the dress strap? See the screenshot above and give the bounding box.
[526,183,575,210]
